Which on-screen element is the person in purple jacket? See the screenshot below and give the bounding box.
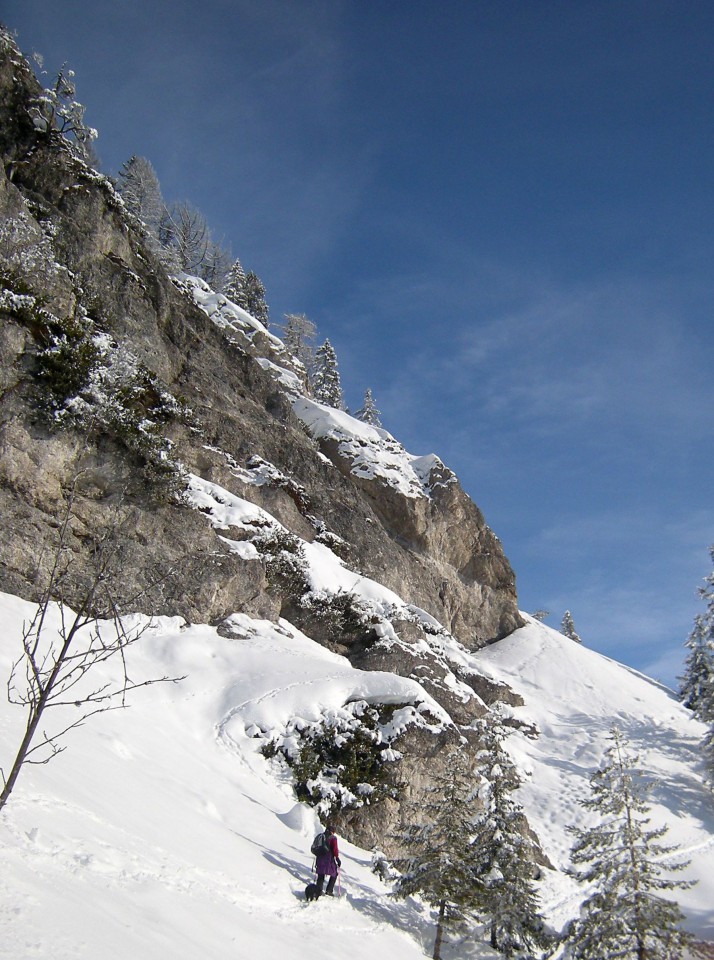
[314,824,341,897]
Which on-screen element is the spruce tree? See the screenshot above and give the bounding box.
[393,748,484,960]
[224,258,249,311]
[471,712,550,958]
[679,546,714,721]
[356,388,382,427]
[312,339,344,409]
[243,270,270,326]
[567,726,694,960]
[561,610,582,644]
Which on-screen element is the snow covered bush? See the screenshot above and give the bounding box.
[261,700,405,818]
[254,528,311,601]
[245,455,311,515]
[371,850,399,884]
[298,589,371,642]
[32,311,191,495]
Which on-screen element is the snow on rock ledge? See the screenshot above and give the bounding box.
[292,395,455,499]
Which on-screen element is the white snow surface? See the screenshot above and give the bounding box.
[1,592,713,959]
[0,593,456,960]
[292,396,452,500]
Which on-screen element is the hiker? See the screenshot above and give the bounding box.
[313,824,341,897]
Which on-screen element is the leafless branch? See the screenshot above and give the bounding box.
[0,483,185,811]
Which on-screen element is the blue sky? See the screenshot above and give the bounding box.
[5,0,713,685]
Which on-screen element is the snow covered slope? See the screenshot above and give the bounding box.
[1,594,712,959]
[477,617,714,937]
[0,593,455,960]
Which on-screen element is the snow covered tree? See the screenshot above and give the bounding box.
[116,155,165,237]
[566,726,694,960]
[561,610,582,643]
[470,712,550,958]
[679,547,714,786]
[29,57,97,160]
[355,388,382,427]
[224,258,249,310]
[393,747,484,960]
[312,339,343,409]
[279,313,317,374]
[243,270,270,326]
[680,617,714,720]
[679,546,714,721]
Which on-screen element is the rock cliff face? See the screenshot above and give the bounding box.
[0,31,526,849]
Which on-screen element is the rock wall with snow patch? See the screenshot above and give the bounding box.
[0,30,522,847]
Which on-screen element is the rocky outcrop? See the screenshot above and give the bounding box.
[0,30,530,852]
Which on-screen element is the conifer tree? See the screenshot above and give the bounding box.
[243,270,270,326]
[679,546,714,722]
[393,748,483,960]
[356,388,382,427]
[561,610,582,643]
[312,339,343,409]
[224,258,249,310]
[567,726,694,960]
[471,712,550,958]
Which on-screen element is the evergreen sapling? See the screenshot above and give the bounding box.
[356,388,382,427]
[312,339,344,410]
[566,726,694,960]
[393,747,483,960]
[470,711,550,958]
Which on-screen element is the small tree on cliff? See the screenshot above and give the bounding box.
[355,388,382,427]
[29,56,98,160]
[312,339,344,409]
[158,201,210,274]
[224,258,249,310]
[117,155,165,237]
[243,270,270,326]
[279,313,317,375]
[561,610,582,643]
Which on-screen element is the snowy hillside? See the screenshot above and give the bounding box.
[0,592,481,960]
[477,619,714,937]
[1,589,712,960]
